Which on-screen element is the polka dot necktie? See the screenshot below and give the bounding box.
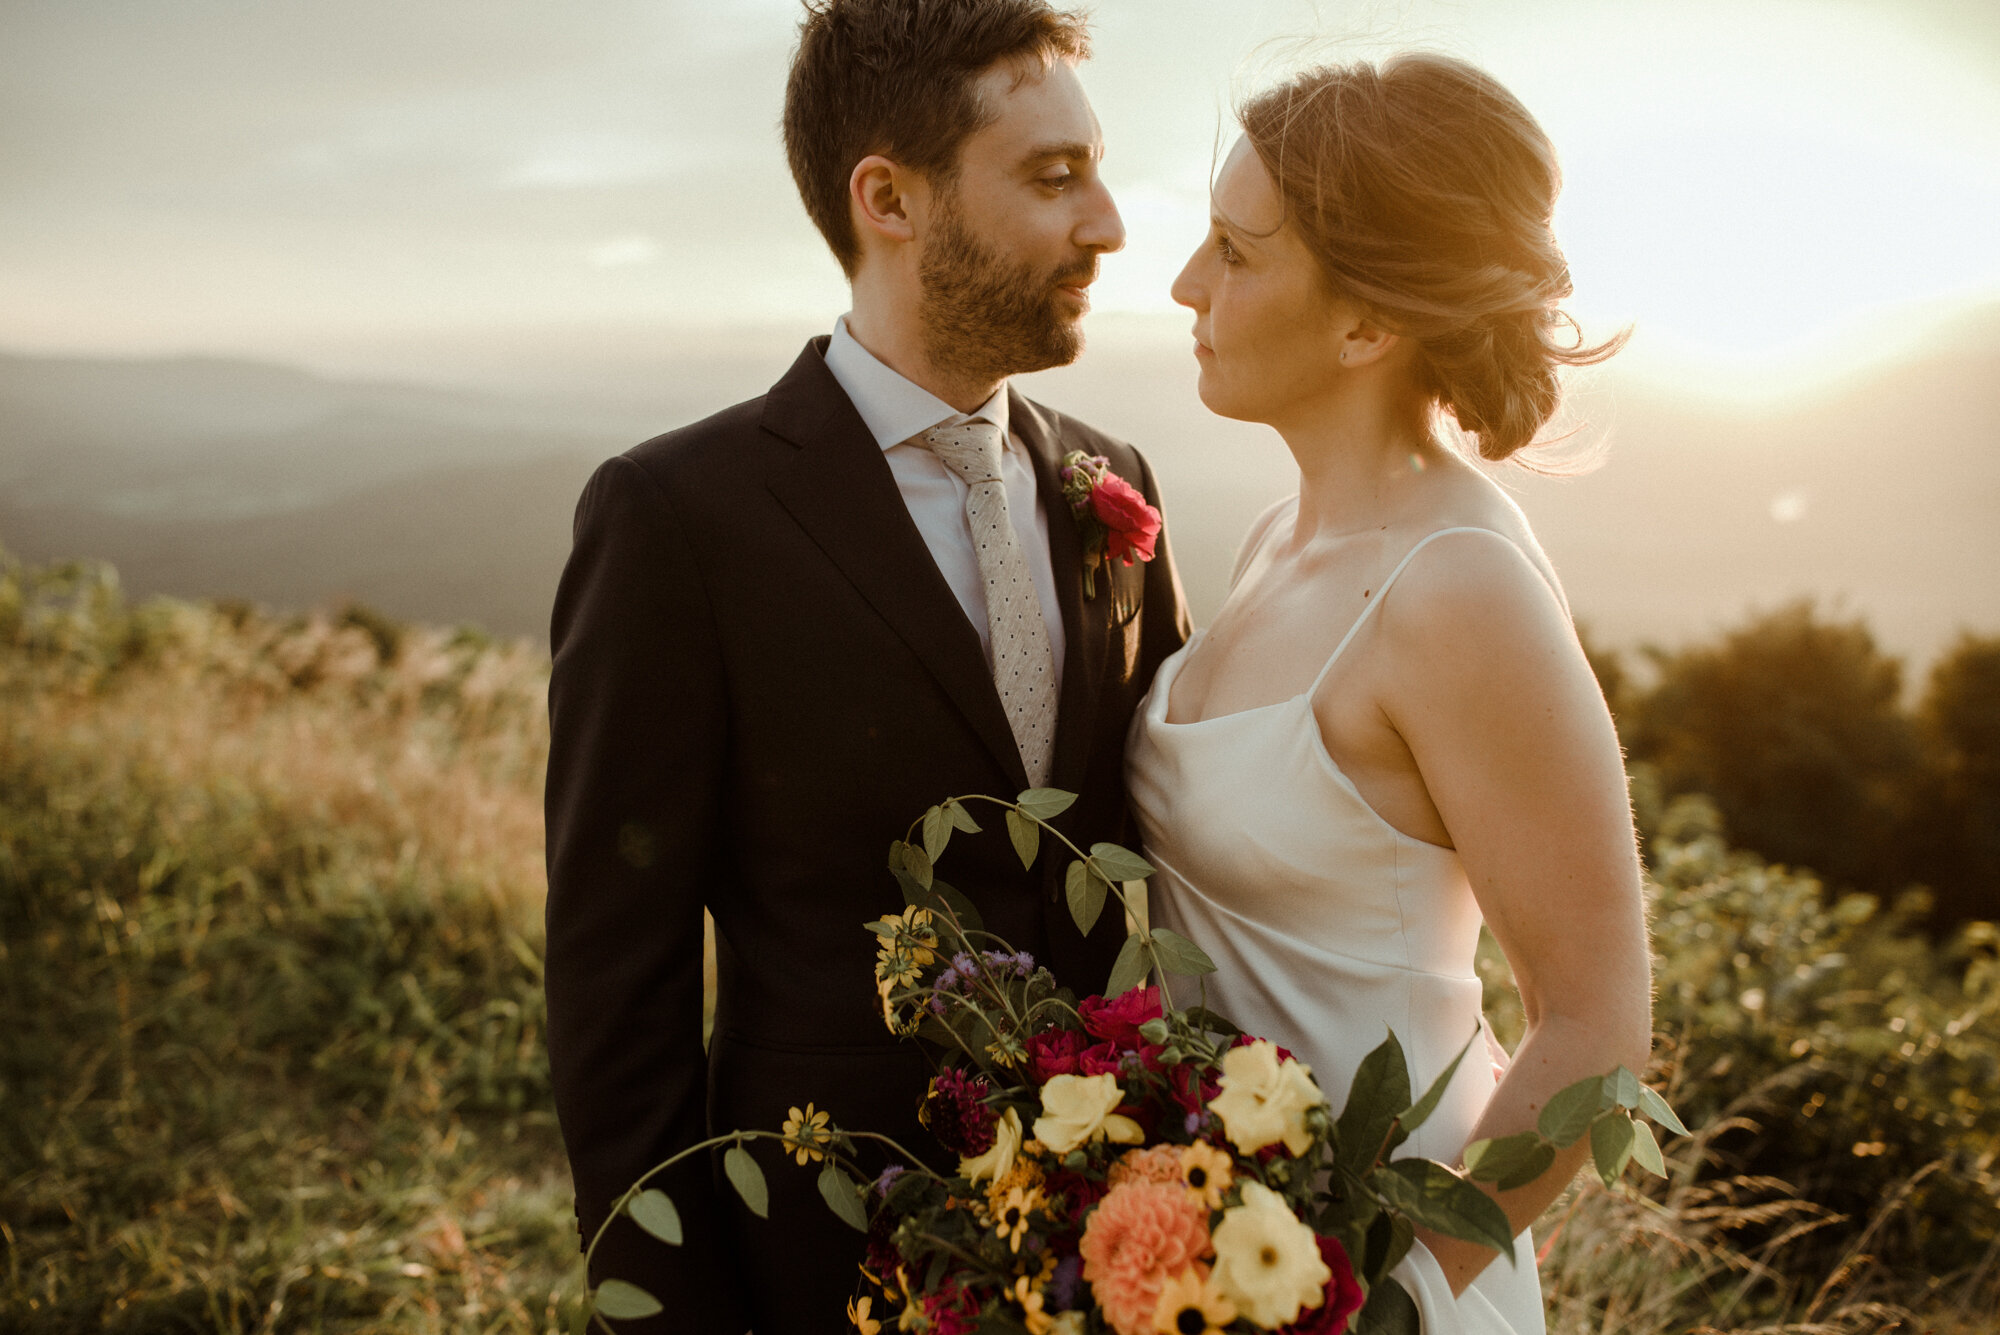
[923,421,1058,787]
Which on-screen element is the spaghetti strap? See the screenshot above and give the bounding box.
[1304,527,1509,697]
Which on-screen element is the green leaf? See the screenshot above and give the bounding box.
[1462,1132,1557,1190]
[1371,1159,1516,1258]
[1354,1275,1420,1335]
[1066,860,1108,936]
[1147,927,1217,977]
[890,839,934,890]
[1015,788,1077,821]
[592,1279,664,1320]
[1182,1006,1242,1038]
[1004,809,1040,870]
[1537,1073,1610,1146]
[943,799,982,833]
[625,1189,683,1246]
[1088,841,1155,881]
[1591,1113,1637,1187]
[1637,1084,1689,1137]
[1397,1027,1477,1146]
[724,1145,768,1218]
[921,806,949,862]
[1629,1119,1667,1178]
[1363,1209,1415,1284]
[817,1161,868,1232]
[1608,1066,1643,1110]
[1337,1031,1411,1172]
[1105,931,1149,996]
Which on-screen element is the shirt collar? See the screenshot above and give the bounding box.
[824,314,1011,451]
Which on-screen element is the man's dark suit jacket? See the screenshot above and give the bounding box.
[544,337,1190,1334]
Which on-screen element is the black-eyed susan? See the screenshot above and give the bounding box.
[993,1182,1044,1253]
[1151,1263,1237,1335]
[1009,1260,1059,1335]
[847,1293,882,1335]
[782,1102,833,1165]
[1178,1140,1235,1211]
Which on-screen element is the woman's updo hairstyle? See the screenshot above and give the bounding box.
[1239,53,1623,464]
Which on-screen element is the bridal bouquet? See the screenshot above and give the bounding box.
[583,790,1684,1335]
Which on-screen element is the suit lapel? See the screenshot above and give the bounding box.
[763,340,1029,788]
[1012,389,1104,794]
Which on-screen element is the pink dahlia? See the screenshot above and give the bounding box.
[1079,1181,1212,1335]
[1106,1144,1185,1190]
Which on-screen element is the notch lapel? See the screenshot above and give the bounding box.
[763,340,1029,789]
[1011,389,1104,794]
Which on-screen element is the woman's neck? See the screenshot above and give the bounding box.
[1273,389,1446,547]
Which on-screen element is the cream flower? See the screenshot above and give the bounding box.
[960,1106,1024,1184]
[1209,1181,1332,1327]
[1049,1314,1088,1335]
[1033,1073,1146,1156]
[1207,1041,1325,1157]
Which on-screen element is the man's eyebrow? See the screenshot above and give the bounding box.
[1019,139,1102,166]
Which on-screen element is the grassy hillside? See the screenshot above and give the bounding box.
[1,553,1995,1332]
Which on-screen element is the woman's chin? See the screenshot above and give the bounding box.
[1192,376,1262,425]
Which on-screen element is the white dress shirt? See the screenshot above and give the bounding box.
[822,316,1067,680]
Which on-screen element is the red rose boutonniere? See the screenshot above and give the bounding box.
[1059,450,1162,597]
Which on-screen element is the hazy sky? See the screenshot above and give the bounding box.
[4,0,1998,398]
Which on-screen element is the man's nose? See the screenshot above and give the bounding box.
[1079,180,1126,254]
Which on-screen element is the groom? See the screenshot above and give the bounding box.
[543,2,1189,1330]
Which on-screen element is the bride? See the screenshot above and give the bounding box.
[1127,54,1655,1332]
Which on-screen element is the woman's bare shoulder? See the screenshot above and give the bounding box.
[1392,465,1568,617]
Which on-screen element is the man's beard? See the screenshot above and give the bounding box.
[917,191,1094,384]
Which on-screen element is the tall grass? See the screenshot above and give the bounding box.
[1,558,576,1332]
[2,552,1995,1332]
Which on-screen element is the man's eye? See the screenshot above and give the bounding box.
[1041,172,1073,190]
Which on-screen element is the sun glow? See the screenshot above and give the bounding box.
[1091,1,2000,403]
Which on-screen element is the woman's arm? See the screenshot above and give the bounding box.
[1375,528,1654,1296]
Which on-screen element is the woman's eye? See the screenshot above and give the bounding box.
[1216,235,1239,264]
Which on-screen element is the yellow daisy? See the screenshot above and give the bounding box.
[993,1183,1044,1253]
[1010,1267,1058,1335]
[781,1102,832,1165]
[1178,1140,1235,1212]
[1152,1265,1237,1335]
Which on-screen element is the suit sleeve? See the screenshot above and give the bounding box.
[544,454,746,1333]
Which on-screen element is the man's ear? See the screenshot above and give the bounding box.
[849,154,920,249]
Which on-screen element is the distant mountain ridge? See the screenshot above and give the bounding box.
[1,313,1996,657]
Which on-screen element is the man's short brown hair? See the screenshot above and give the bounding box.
[783,0,1091,276]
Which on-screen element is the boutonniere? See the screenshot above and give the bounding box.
[1058,451,1162,598]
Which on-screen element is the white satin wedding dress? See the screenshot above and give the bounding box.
[1127,525,1548,1335]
